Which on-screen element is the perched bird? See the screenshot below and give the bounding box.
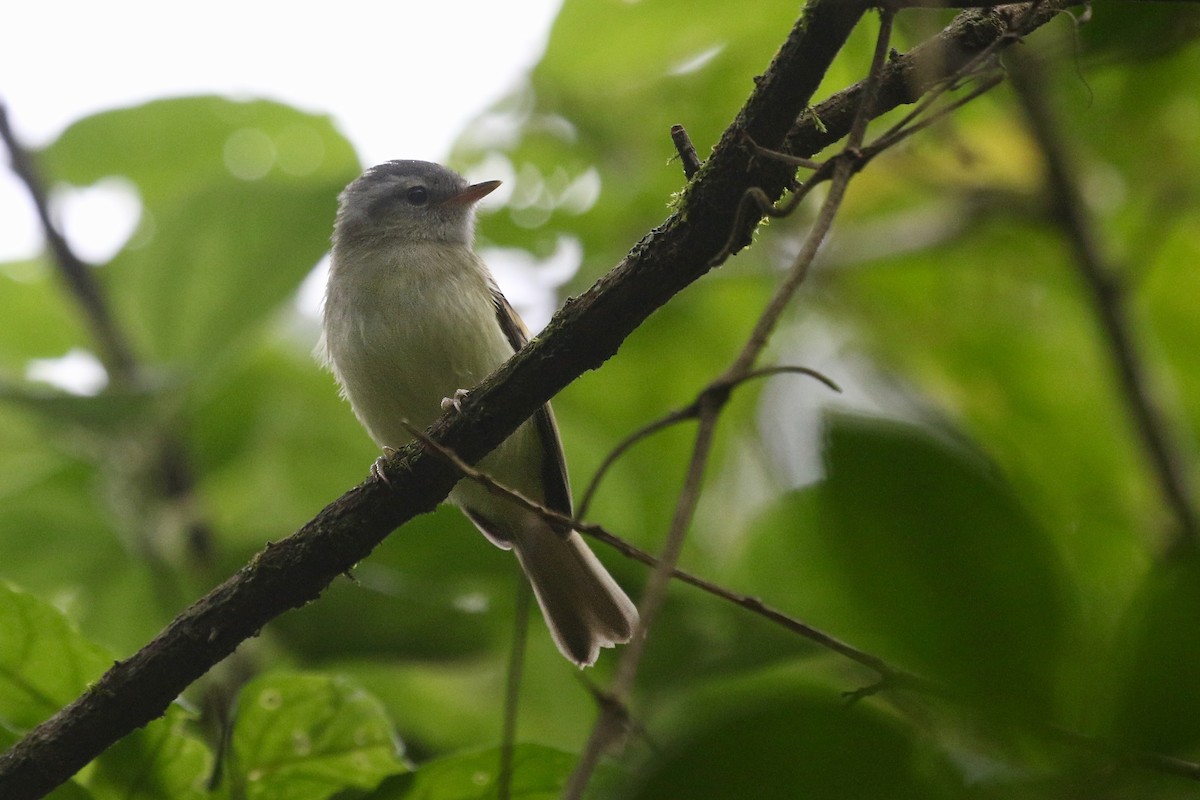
[320,160,638,666]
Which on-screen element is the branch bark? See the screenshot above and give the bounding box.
[0,2,1075,797]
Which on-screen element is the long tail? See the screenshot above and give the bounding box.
[510,514,639,667]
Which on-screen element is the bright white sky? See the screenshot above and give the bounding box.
[0,0,563,262]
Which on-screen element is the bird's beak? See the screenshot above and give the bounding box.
[444,180,502,206]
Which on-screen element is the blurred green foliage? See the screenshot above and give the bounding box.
[3,1,1200,798]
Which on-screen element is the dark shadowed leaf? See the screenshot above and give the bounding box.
[1110,552,1200,754]
[625,672,956,799]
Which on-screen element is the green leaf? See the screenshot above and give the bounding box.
[0,258,89,368]
[43,96,356,217]
[390,744,579,800]
[101,180,335,366]
[625,672,955,800]
[0,583,212,798]
[46,780,97,800]
[823,414,1072,713]
[0,438,171,654]
[748,414,1072,717]
[84,704,212,800]
[0,581,111,731]
[228,672,409,800]
[39,96,360,369]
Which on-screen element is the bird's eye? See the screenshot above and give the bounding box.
[405,186,429,205]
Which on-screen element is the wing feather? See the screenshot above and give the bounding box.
[489,286,574,527]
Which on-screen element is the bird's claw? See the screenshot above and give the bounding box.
[371,446,399,487]
[440,389,470,414]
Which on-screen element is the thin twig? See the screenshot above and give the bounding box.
[578,410,691,519]
[707,158,839,268]
[710,10,1011,270]
[729,10,894,380]
[1010,50,1199,549]
[670,124,703,179]
[868,37,1003,152]
[398,420,918,686]
[578,365,839,517]
[745,136,823,171]
[864,70,1005,155]
[497,581,530,800]
[1049,724,1200,783]
[563,406,722,800]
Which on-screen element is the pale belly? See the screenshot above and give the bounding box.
[323,246,549,507]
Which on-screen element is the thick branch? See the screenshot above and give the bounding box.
[0,2,1073,797]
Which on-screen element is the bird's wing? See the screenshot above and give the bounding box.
[489,285,574,525]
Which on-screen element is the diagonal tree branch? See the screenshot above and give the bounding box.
[0,2,1078,797]
[0,104,138,385]
[1009,49,1199,550]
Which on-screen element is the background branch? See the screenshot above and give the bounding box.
[1010,50,1199,550]
[0,104,138,385]
[578,365,839,517]
[0,102,217,581]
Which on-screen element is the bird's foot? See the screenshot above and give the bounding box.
[440,389,470,414]
[371,445,399,487]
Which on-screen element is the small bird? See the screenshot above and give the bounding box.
[320,160,638,666]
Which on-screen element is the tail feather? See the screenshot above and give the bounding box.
[510,516,639,667]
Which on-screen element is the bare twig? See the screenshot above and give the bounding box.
[670,124,703,179]
[1049,724,1200,783]
[707,157,840,267]
[1010,51,1199,549]
[497,581,530,800]
[864,70,1005,154]
[782,1,1068,165]
[711,33,1008,270]
[744,137,823,171]
[578,365,840,517]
